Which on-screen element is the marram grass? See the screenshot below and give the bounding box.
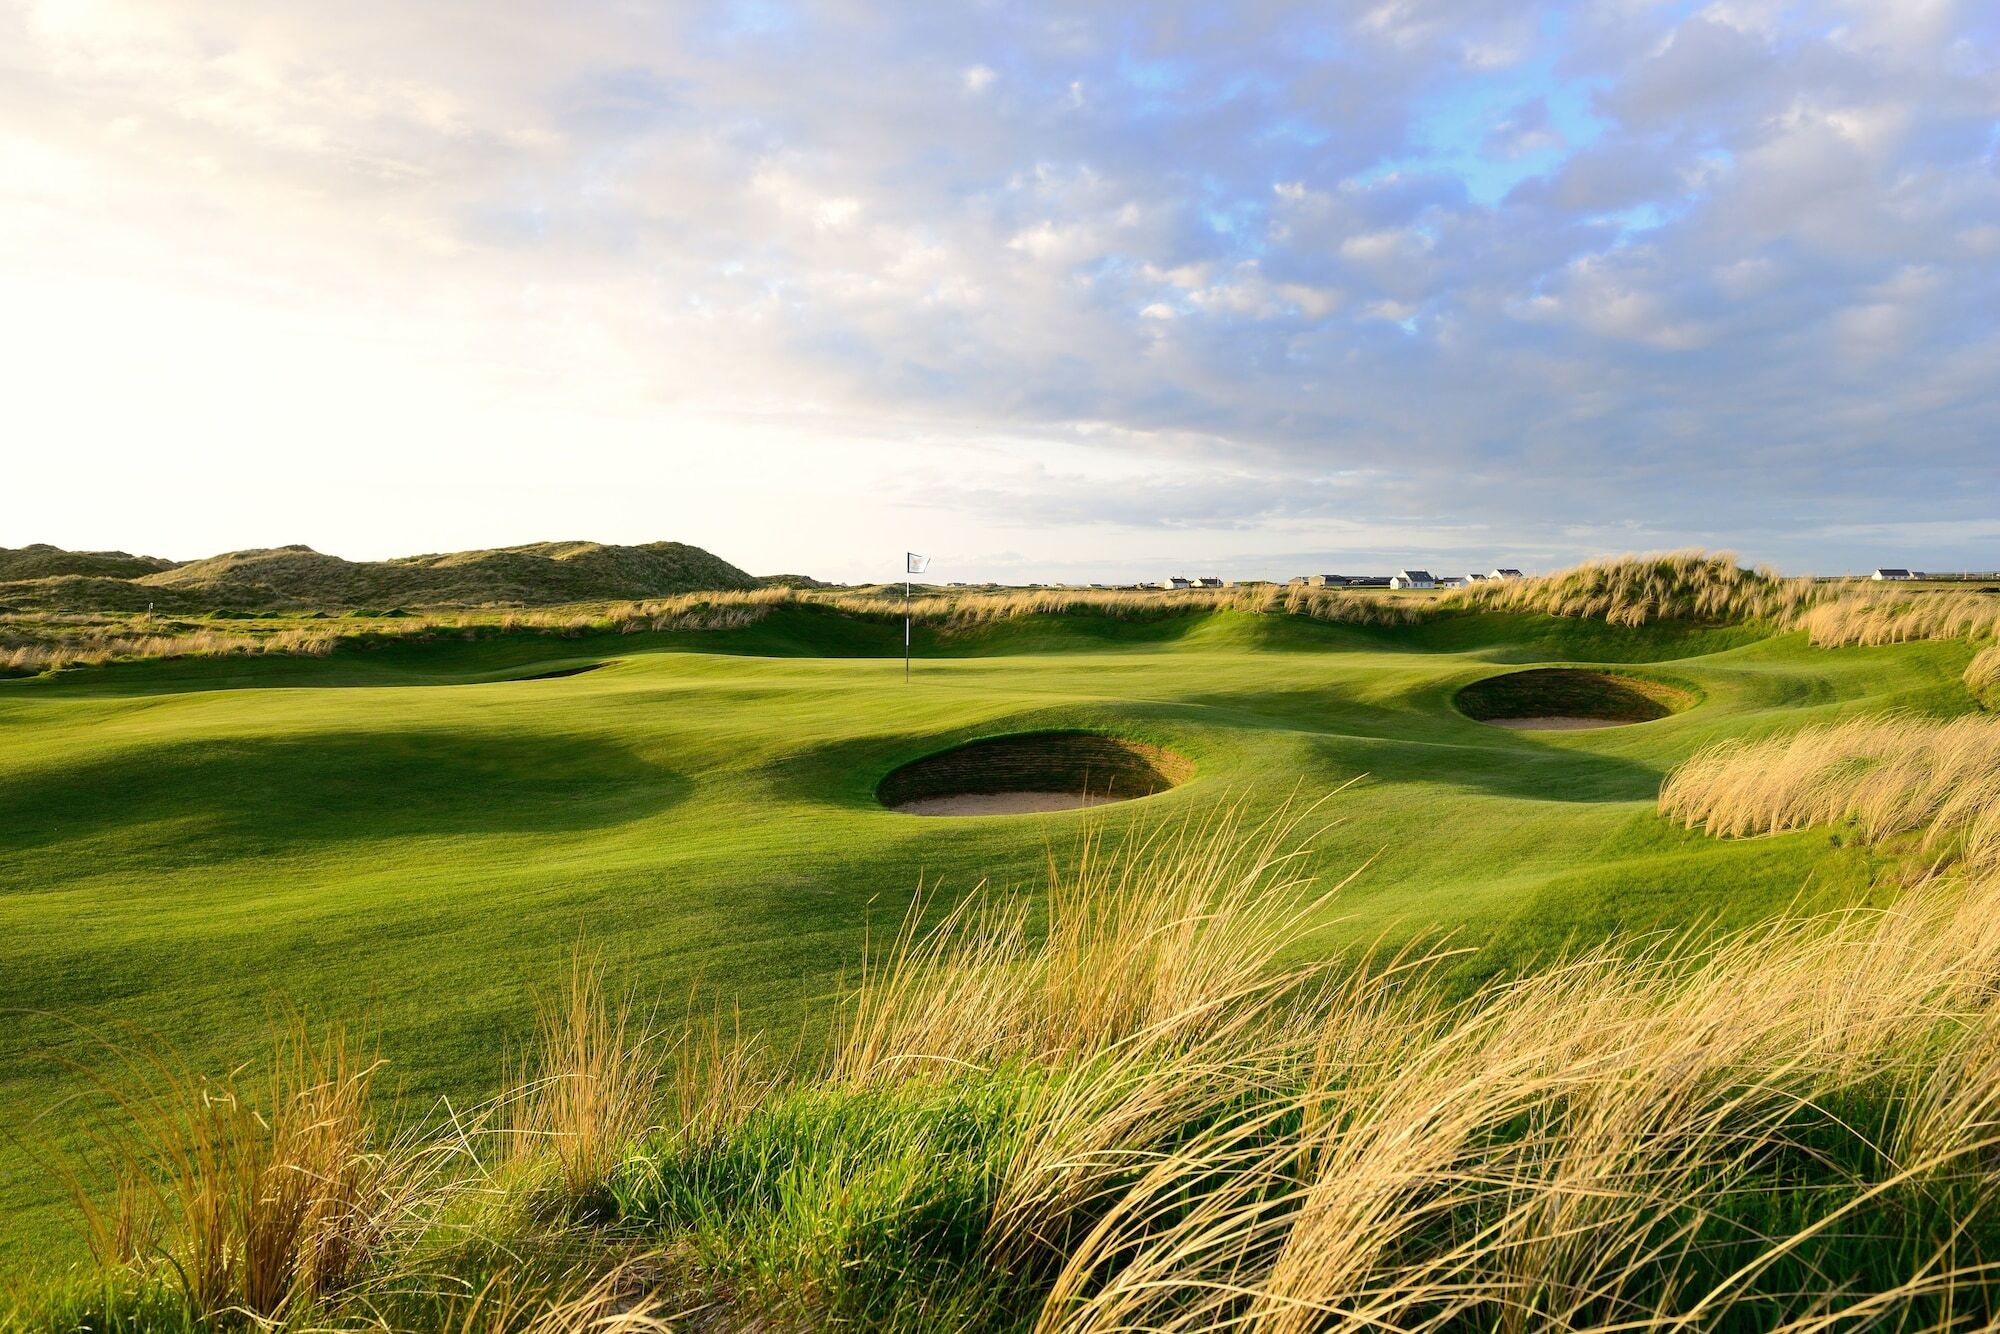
[7,550,1997,677]
[23,799,2000,1332]
[1661,712,2000,875]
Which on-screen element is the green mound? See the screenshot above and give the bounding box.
[0,543,177,581]
[1455,667,1698,725]
[876,731,1193,810]
[0,540,762,611]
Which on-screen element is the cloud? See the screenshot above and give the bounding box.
[1,0,1996,577]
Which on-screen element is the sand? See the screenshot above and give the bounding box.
[1484,716,1626,731]
[890,790,1123,816]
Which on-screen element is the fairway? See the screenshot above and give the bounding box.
[0,605,1978,1263]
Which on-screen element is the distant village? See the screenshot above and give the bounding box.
[1155,568,1525,591]
[932,566,1995,592]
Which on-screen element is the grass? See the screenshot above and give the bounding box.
[1792,583,2000,647]
[1964,642,2000,706]
[0,600,1978,1262]
[1660,713,2000,874]
[2,556,1995,1323]
[1450,549,1819,626]
[17,800,2000,1330]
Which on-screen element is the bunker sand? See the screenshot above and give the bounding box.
[891,790,1123,816]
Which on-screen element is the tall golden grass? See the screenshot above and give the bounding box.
[1446,549,1821,627]
[1660,713,2000,873]
[1969,643,2000,706]
[1790,585,2000,648]
[1034,870,2000,1331]
[511,953,661,1203]
[1,625,336,674]
[64,1021,409,1320]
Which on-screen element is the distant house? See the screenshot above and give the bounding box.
[1160,576,1194,590]
[1437,574,1470,588]
[1488,568,1524,580]
[1303,574,1353,588]
[1346,575,1392,588]
[1389,569,1437,590]
[1872,568,1916,581]
[1195,576,1226,589]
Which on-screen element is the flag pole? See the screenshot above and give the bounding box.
[903,552,929,683]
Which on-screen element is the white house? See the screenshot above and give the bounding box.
[1488,568,1524,580]
[1195,576,1226,589]
[1437,574,1470,588]
[1389,569,1437,590]
[1871,568,1916,581]
[1160,576,1194,590]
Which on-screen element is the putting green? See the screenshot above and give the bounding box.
[0,605,1979,1264]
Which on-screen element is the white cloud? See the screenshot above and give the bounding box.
[0,0,1993,576]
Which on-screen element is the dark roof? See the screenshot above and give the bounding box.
[1398,569,1436,580]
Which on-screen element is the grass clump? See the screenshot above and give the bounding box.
[57,1021,411,1323]
[1447,549,1818,627]
[1660,712,2000,873]
[511,952,662,1208]
[1792,584,2000,648]
[1964,642,2000,707]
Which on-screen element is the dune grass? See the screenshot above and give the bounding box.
[1660,713,2000,874]
[1449,549,1821,627]
[6,549,1993,684]
[1964,643,2000,707]
[1791,584,2000,648]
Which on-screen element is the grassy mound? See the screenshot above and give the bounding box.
[1455,667,1697,724]
[1448,550,1815,627]
[142,540,758,609]
[876,731,1193,809]
[0,540,758,612]
[0,544,176,581]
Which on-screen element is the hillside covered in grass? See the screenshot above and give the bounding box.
[0,540,759,613]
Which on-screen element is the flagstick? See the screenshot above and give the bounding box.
[904,572,911,683]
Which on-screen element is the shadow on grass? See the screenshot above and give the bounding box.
[1182,686,1672,805]
[0,729,690,856]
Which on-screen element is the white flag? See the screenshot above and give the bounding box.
[906,552,931,575]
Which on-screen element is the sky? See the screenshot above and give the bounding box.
[2,0,1997,583]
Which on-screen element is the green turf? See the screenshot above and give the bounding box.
[0,605,1979,1268]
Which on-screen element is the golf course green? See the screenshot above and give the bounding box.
[0,602,1979,1265]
